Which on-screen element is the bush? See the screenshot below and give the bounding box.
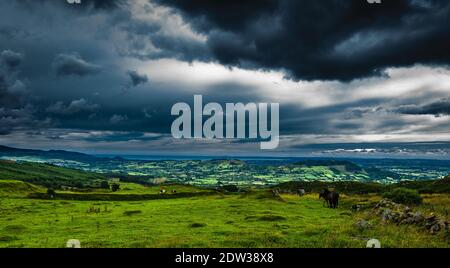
[383,188,422,205]
[110,183,120,192]
[221,185,239,193]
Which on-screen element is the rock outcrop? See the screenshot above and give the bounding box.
[374,199,448,235]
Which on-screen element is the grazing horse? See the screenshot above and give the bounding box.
[319,188,339,208]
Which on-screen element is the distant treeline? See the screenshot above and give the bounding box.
[277,174,450,194]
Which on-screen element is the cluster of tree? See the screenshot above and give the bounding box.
[99,180,121,192]
[276,174,450,195]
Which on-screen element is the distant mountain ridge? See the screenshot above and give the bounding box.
[0,145,100,163]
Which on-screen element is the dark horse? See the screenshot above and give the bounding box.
[319,188,339,208]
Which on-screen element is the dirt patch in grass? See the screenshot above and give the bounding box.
[3,225,27,234]
[244,214,287,221]
[123,210,142,216]
[189,223,207,228]
[257,215,287,221]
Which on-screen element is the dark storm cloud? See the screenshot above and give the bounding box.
[127,70,149,87]
[155,0,450,81]
[18,0,125,11]
[110,114,128,124]
[46,99,99,115]
[153,0,279,32]
[80,0,125,10]
[290,141,450,158]
[0,105,52,135]
[52,53,102,77]
[82,131,164,142]
[115,7,210,62]
[0,50,27,108]
[0,0,448,157]
[1,50,24,69]
[292,141,450,151]
[393,98,450,116]
[279,98,388,135]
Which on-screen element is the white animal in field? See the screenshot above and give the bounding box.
[366,239,381,248]
[66,239,81,248]
[159,189,166,194]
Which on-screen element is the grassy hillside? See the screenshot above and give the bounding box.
[0,162,448,248]
[0,181,448,248]
[0,180,44,198]
[0,160,106,188]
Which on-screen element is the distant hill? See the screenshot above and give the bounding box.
[291,159,400,181]
[209,159,246,166]
[0,179,44,197]
[0,160,106,188]
[0,145,100,163]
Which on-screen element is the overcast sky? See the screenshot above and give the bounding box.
[0,0,449,158]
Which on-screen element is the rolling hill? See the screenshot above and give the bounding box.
[0,145,100,163]
[0,160,106,188]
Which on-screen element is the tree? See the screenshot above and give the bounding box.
[111,183,120,192]
[100,180,109,189]
[47,188,56,198]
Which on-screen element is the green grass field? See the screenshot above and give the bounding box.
[0,180,448,248]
